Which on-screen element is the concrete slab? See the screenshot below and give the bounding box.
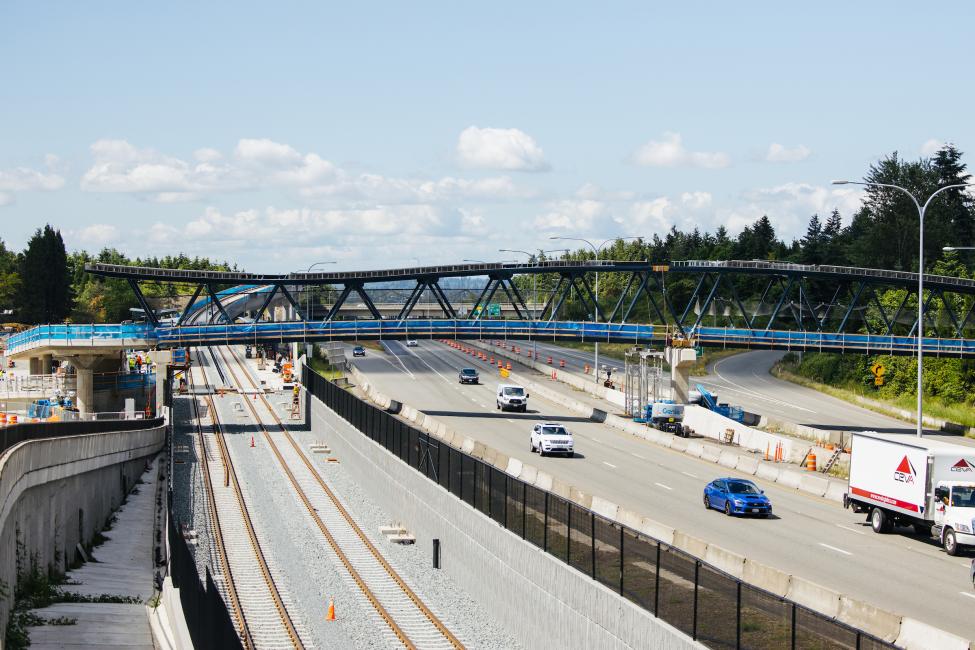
[897,617,970,650]
[27,460,158,649]
[837,596,902,642]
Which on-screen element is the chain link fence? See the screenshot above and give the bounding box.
[304,364,896,650]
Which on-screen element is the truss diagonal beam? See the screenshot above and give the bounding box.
[397,282,426,320]
[540,276,567,321]
[679,273,708,327]
[691,274,722,332]
[254,285,280,323]
[765,276,795,332]
[352,284,382,320]
[178,284,205,326]
[324,286,353,322]
[205,284,232,324]
[428,282,457,319]
[127,279,159,327]
[278,284,305,321]
[607,272,639,323]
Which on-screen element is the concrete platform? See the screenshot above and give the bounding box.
[26,459,159,649]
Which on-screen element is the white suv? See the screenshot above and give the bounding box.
[496,384,529,412]
[531,422,574,457]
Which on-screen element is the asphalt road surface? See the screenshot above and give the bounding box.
[348,340,975,640]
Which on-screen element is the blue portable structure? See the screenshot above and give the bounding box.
[695,383,744,422]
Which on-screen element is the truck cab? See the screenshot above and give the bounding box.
[496,384,529,412]
[933,482,975,555]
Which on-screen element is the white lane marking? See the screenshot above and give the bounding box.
[681,471,698,479]
[480,403,488,408]
[836,524,866,536]
[960,592,975,601]
[506,419,516,423]
[631,452,646,460]
[711,355,815,413]
[818,543,852,556]
[602,461,617,469]
[654,482,673,491]
[378,342,416,379]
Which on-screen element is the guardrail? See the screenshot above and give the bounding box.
[302,365,894,650]
[6,323,155,354]
[694,326,975,357]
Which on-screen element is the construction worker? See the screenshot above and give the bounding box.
[128,355,136,372]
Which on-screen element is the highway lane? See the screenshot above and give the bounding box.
[695,350,975,446]
[349,340,975,639]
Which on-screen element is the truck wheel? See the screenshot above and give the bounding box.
[870,508,893,534]
[944,528,960,556]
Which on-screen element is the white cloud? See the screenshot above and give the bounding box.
[765,143,811,163]
[193,148,222,162]
[533,199,608,231]
[0,160,65,206]
[632,132,730,169]
[921,139,944,157]
[681,191,712,209]
[456,126,549,172]
[76,223,120,246]
[80,138,525,205]
[0,165,65,192]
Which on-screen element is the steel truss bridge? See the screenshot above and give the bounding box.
[9,259,975,357]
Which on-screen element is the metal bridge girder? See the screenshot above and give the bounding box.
[177,283,204,326]
[205,284,233,324]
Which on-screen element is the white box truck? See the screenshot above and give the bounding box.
[844,431,975,555]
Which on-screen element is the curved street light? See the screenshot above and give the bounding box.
[832,180,974,437]
[548,236,642,382]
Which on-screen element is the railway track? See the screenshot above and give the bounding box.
[212,345,465,650]
[189,350,308,650]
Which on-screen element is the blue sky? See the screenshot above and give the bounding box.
[2,2,973,270]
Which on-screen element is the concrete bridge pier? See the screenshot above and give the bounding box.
[666,346,697,403]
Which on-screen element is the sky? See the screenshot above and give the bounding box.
[2,2,973,271]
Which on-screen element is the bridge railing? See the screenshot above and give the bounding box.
[6,323,155,354]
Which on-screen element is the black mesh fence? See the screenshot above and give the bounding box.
[167,500,243,650]
[302,364,896,650]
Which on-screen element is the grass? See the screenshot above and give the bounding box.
[308,356,345,381]
[772,363,975,433]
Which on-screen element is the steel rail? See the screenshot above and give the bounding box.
[192,349,304,649]
[216,345,465,650]
[186,355,253,648]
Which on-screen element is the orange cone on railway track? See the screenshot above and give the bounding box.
[326,599,336,621]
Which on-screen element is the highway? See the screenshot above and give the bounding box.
[348,340,975,640]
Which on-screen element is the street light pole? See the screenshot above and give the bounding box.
[833,180,973,437]
[549,236,641,383]
[303,261,337,320]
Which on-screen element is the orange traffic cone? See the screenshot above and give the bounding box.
[805,453,817,472]
[250,435,255,448]
[764,443,770,461]
[326,599,336,621]
[559,359,565,368]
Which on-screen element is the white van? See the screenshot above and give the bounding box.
[496,384,529,412]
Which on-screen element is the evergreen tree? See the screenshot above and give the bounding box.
[0,239,20,317]
[800,214,823,264]
[17,225,72,324]
[931,144,975,249]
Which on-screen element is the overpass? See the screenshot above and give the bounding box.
[8,257,975,358]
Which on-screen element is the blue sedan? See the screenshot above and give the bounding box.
[704,478,772,517]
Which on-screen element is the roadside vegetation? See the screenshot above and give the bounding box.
[774,352,975,430]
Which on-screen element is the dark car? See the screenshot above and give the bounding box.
[352,345,366,357]
[704,478,772,517]
[459,368,479,384]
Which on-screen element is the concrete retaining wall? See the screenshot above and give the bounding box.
[307,391,702,650]
[0,425,165,636]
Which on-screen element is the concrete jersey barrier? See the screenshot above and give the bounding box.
[344,358,970,649]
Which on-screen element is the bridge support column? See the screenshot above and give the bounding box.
[70,355,99,414]
[29,356,42,374]
[665,347,697,404]
[41,353,53,374]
